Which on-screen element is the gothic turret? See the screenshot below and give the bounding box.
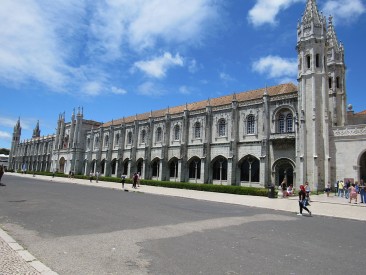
[32,120,41,138]
[296,0,330,190]
[9,118,22,170]
[326,15,347,126]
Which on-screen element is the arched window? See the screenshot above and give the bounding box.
[194,122,201,139]
[94,136,99,149]
[115,133,120,146]
[152,159,159,177]
[87,138,90,149]
[286,114,293,132]
[240,156,260,183]
[100,159,105,174]
[329,77,333,89]
[127,132,133,144]
[156,127,162,142]
[111,159,117,174]
[63,135,69,149]
[212,157,227,180]
[247,115,255,134]
[278,115,285,133]
[218,119,226,137]
[277,110,294,133]
[169,160,178,178]
[189,158,201,179]
[141,130,146,143]
[123,160,129,175]
[104,135,109,147]
[306,55,311,69]
[174,125,180,141]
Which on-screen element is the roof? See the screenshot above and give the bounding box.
[355,110,366,115]
[102,83,297,127]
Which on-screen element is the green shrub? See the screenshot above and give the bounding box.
[22,171,275,197]
[139,179,274,197]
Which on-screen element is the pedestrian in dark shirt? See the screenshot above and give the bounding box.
[298,184,312,216]
[121,175,126,189]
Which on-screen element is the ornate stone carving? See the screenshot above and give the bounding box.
[332,126,366,137]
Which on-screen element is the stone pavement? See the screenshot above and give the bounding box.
[1,173,365,274]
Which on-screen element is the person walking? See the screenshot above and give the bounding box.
[298,184,311,216]
[325,183,331,197]
[89,172,94,182]
[95,171,100,183]
[280,179,287,198]
[137,172,141,187]
[305,182,311,201]
[132,173,138,189]
[344,181,351,199]
[360,180,366,203]
[349,183,358,204]
[338,180,344,197]
[0,165,5,186]
[121,175,126,189]
[334,181,338,196]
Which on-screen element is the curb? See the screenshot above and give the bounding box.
[0,228,58,275]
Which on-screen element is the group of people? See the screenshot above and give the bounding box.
[281,180,311,200]
[120,172,141,189]
[87,171,141,188]
[132,172,140,189]
[335,180,366,204]
[89,171,100,183]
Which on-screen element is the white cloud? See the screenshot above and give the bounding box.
[219,72,234,82]
[252,55,297,80]
[133,52,184,78]
[322,0,365,24]
[137,81,165,96]
[0,117,17,128]
[0,131,11,140]
[126,0,219,50]
[188,59,199,73]
[248,0,303,27]
[0,0,220,96]
[179,86,192,95]
[111,86,127,95]
[89,0,220,54]
[0,0,71,89]
[0,116,34,130]
[82,81,103,96]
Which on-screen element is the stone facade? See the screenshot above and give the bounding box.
[8,0,366,190]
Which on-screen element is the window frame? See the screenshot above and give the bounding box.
[247,115,255,135]
[218,119,226,137]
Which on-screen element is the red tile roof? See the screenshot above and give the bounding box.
[102,83,297,127]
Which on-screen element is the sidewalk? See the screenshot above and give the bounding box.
[1,173,365,274]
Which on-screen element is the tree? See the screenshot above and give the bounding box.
[0,148,10,155]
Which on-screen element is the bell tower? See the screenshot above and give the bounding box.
[9,118,22,170]
[296,0,330,190]
[326,15,347,126]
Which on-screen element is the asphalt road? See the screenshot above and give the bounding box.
[0,176,365,275]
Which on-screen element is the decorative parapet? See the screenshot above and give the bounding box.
[332,125,366,137]
[270,132,296,140]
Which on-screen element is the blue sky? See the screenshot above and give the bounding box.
[1,0,365,149]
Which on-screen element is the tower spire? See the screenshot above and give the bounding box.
[326,15,340,50]
[32,120,41,138]
[302,0,322,25]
